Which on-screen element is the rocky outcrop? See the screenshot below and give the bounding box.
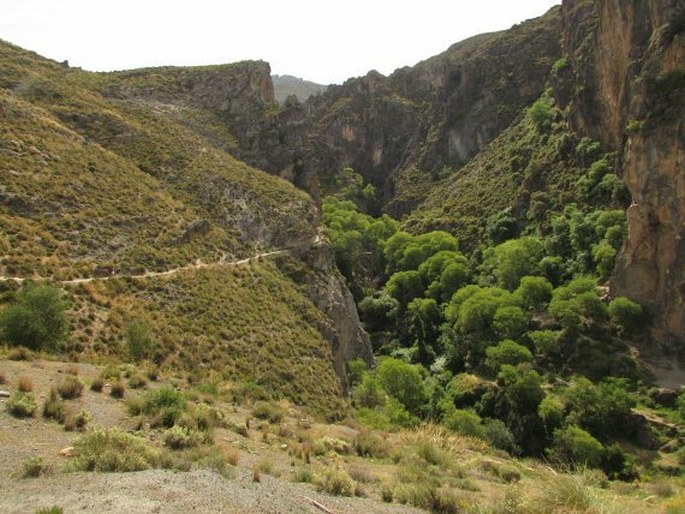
[287,240,374,392]
[558,0,685,345]
[241,9,562,215]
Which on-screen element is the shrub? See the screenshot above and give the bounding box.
[317,468,356,496]
[352,429,390,458]
[162,425,203,450]
[376,357,427,415]
[251,401,286,423]
[7,391,37,417]
[125,320,155,362]
[63,409,91,431]
[136,386,186,427]
[196,454,234,478]
[128,373,147,389]
[443,407,484,438]
[0,284,70,351]
[608,297,643,332]
[110,380,126,399]
[42,387,66,422]
[57,375,84,399]
[548,425,605,469]
[352,373,385,408]
[90,375,104,392]
[293,466,314,483]
[483,418,518,454]
[68,427,160,472]
[17,375,33,392]
[35,507,63,514]
[20,456,52,478]
[523,474,594,513]
[485,340,533,372]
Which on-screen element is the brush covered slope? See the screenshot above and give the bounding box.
[0,39,371,415]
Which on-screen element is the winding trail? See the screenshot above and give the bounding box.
[0,249,288,286]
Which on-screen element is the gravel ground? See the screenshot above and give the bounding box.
[0,468,425,514]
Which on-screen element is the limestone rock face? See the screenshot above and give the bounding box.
[243,10,562,215]
[559,0,685,344]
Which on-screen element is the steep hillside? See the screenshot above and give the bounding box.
[245,7,562,214]
[0,39,372,412]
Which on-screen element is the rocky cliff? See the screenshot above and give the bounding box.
[554,0,685,345]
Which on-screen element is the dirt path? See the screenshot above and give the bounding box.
[0,249,288,286]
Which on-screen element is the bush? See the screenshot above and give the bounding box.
[376,357,427,415]
[317,468,356,496]
[548,425,604,469]
[57,375,84,399]
[485,340,533,372]
[443,407,484,438]
[125,320,155,362]
[63,409,91,432]
[20,456,52,478]
[353,429,390,458]
[90,375,104,392]
[42,388,66,422]
[135,386,186,427]
[68,427,160,472]
[7,391,37,417]
[528,97,555,132]
[352,373,385,408]
[482,418,519,454]
[608,297,643,333]
[17,375,33,392]
[162,425,203,450]
[0,284,69,351]
[251,401,286,423]
[109,380,126,399]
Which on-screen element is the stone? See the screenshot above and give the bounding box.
[649,387,680,408]
[58,446,75,457]
[0,390,10,398]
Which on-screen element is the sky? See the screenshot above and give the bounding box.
[0,0,560,85]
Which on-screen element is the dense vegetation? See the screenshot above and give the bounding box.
[323,99,683,479]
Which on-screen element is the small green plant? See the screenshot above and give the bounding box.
[57,375,84,399]
[128,373,147,389]
[68,427,160,472]
[293,466,314,483]
[134,386,186,427]
[42,387,66,422]
[316,468,356,496]
[7,391,37,417]
[63,408,91,431]
[34,507,63,514]
[251,401,286,423]
[352,429,390,458]
[90,375,104,392]
[125,319,155,362]
[162,425,203,450]
[20,456,52,478]
[110,379,126,399]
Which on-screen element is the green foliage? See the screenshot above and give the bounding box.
[162,425,203,450]
[485,340,533,372]
[346,358,368,387]
[608,297,643,333]
[7,391,37,417]
[376,357,427,415]
[352,373,386,409]
[528,330,562,356]
[482,418,519,453]
[0,284,69,351]
[492,306,528,340]
[358,294,398,333]
[564,377,635,438]
[552,57,569,75]
[515,276,553,310]
[317,467,356,496]
[251,401,286,423]
[20,456,52,478]
[548,425,604,469]
[384,230,458,274]
[538,396,564,433]
[57,375,84,399]
[443,407,484,437]
[548,278,606,330]
[484,237,544,290]
[384,270,424,308]
[527,96,555,132]
[134,386,187,427]
[68,427,160,472]
[125,320,155,362]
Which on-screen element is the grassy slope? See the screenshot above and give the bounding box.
[0,40,341,414]
[403,109,585,250]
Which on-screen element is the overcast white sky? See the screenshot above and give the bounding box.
[0,0,559,84]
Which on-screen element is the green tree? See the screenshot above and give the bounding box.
[485,237,544,290]
[485,340,533,372]
[548,425,604,469]
[384,270,424,308]
[608,297,643,333]
[492,306,528,340]
[0,284,70,351]
[515,276,553,310]
[376,357,427,415]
